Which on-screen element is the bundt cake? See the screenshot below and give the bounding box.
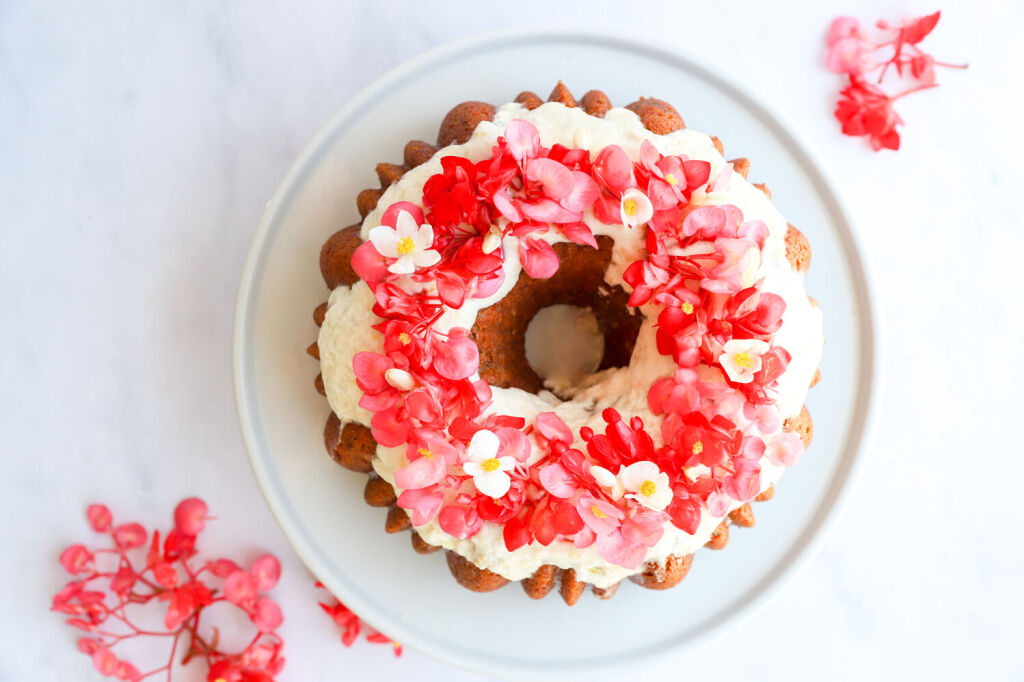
[311,82,823,604]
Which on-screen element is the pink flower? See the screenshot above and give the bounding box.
[60,545,94,574]
[252,597,284,633]
[517,237,559,279]
[576,495,625,537]
[173,497,208,536]
[394,430,458,490]
[438,505,483,539]
[538,462,576,498]
[396,486,444,525]
[503,118,541,162]
[639,140,711,207]
[700,237,760,294]
[826,16,863,47]
[249,555,281,592]
[112,523,146,550]
[431,327,479,380]
[86,504,113,532]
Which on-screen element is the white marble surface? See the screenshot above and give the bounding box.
[2,1,1021,680]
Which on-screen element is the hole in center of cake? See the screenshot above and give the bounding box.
[524,304,605,397]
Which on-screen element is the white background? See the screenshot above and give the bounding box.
[2,1,1021,680]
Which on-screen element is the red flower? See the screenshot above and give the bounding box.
[52,500,285,681]
[579,409,657,470]
[835,75,903,151]
[824,12,965,151]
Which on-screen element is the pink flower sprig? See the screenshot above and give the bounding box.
[825,11,967,150]
[316,584,402,657]
[52,499,285,682]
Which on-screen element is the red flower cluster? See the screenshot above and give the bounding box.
[825,11,966,150]
[316,583,402,656]
[52,499,285,681]
[350,117,799,569]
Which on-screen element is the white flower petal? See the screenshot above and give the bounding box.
[395,210,418,239]
[463,461,483,477]
[412,224,434,251]
[589,465,617,488]
[384,368,415,391]
[619,461,660,492]
[387,255,416,275]
[368,225,400,258]
[413,249,441,268]
[466,429,499,463]
[482,229,502,254]
[474,470,511,498]
[496,456,516,472]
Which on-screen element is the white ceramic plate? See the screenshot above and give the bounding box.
[233,28,878,679]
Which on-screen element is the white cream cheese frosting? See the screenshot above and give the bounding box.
[318,102,823,589]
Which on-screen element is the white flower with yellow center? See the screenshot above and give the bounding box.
[619,461,673,511]
[719,339,771,384]
[368,210,441,275]
[462,430,515,498]
[589,465,625,500]
[619,188,654,229]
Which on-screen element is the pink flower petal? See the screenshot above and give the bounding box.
[538,463,577,498]
[112,523,146,550]
[252,597,284,632]
[394,451,446,489]
[496,426,530,463]
[438,505,483,539]
[86,504,112,532]
[173,497,208,537]
[224,570,257,606]
[432,329,479,380]
[396,487,444,525]
[592,145,635,193]
[249,554,281,591]
[504,119,541,161]
[535,411,573,446]
[526,157,574,201]
[518,238,559,279]
[380,201,425,229]
[60,544,93,574]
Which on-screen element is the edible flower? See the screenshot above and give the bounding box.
[368,209,441,275]
[462,429,516,498]
[718,339,770,384]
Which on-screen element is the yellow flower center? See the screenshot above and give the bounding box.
[692,441,703,456]
[733,352,755,369]
[591,504,607,519]
[397,236,416,255]
[398,332,411,345]
[639,480,657,497]
[417,447,433,460]
[481,457,501,472]
[681,302,694,314]
[664,173,678,186]
[623,198,637,216]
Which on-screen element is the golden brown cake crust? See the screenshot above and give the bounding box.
[319,224,363,288]
[445,550,510,592]
[625,97,685,134]
[436,101,496,147]
[313,83,821,604]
